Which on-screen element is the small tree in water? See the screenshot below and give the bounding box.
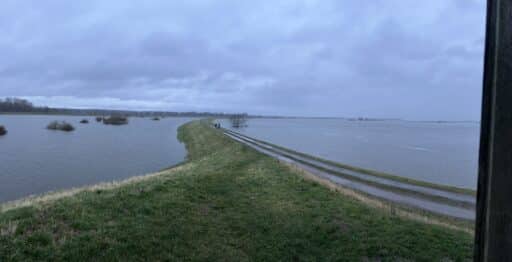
[103,115,128,125]
[0,125,7,136]
[229,113,248,128]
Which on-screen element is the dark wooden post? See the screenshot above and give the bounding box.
[474,0,512,260]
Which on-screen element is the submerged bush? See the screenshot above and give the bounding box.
[103,116,128,125]
[46,121,59,130]
[152,117,160,121]
[0,125,7,136]
[47,121,75,132]
[96,117,102,122]
[80,119,89,124]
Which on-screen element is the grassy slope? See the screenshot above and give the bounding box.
[0,120,473,261]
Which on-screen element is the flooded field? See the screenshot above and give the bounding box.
[0,115,191,202]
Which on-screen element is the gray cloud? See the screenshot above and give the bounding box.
[0,0,486,120]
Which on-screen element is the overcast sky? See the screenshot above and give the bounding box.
[0,0,486,120]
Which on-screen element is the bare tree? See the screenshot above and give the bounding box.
[229,113,248,128]
[0,98,34,112]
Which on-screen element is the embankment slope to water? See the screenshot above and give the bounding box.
[223,129,475,224]
[0,120,472,261]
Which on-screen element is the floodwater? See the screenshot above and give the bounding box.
[222,118,480,190]
[0,115,191,202]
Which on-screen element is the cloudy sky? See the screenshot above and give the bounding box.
[0,0,486,120]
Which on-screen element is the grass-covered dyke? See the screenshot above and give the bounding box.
[0,120,473,261]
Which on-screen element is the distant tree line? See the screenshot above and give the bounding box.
[0,98,50,113]
[0,97,252,119]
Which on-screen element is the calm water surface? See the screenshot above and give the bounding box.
[223,118,479,189]
[0,115,191,202]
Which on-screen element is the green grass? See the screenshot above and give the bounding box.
[0,120,473,261]
[226,129,476,196]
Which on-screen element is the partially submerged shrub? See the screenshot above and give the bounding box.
[103,116,128,125]
[47,121,75,132]
[96,117,102,122]
[60,123,75,131]
[0,125,7,136]
[80,119,89,124]
[46,121,59,130]
[152,117,160,121]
